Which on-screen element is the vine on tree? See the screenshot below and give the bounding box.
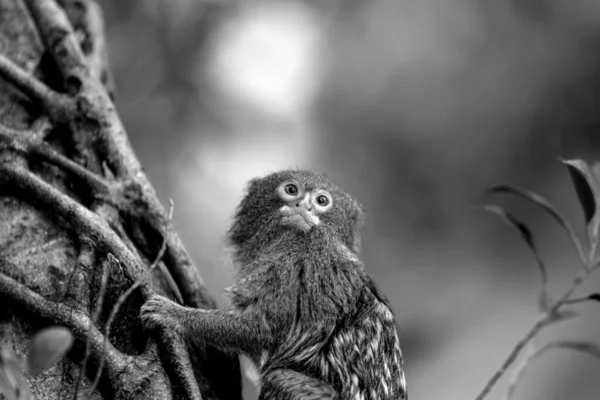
[0,0,241,399]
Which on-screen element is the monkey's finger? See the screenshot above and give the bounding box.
[139,311,165,330]
[141,295,169,312]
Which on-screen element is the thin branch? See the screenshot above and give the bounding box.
[82,0,115,93]
[505,340,600,400]
[29,144,111,195]
[11,1,240,396]
[0,123,32,151]
[0,272,126,378]
[474,264,599,400]
[0,149,215,398]
[0,53,74,120]
[88,201,174,395]
[475,317,547,400]
[25,0,215,310]
[0,271,165,397]
[0,123,111,195]
[163,224,216,308]
[503,345,536,400]
[75,255,110,398]
[62,237,95,302]
[24,0,130,175]
[23,0,90,94]
[0,163,146,285]
[154,329,203,400]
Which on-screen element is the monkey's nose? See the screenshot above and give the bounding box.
[296,193,312,210]
[296,201,312,210]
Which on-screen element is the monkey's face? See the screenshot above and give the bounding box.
[229,170,365,258]
[276,179,333,233]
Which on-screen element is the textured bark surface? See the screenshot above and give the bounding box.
[0,1,242,399]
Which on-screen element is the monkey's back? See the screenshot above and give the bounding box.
[259,279,407,400]
[230,235,407,399]
[314,282,407,400]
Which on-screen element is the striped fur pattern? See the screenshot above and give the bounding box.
[326,296,407,399]
[246,269,407,400]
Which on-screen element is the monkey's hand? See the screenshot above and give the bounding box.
[140,294,184,333]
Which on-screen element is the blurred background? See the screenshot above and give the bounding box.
[99,0,600,399]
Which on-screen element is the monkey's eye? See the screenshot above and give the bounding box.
[313,192,333,212]
[284,183,298,196]
[278,180,302,200]
[316,195,329,206]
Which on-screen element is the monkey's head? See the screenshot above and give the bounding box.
[228,170,364,263]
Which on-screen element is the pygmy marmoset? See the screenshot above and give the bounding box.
[141,170,408,400]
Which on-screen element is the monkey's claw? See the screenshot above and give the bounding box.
[140,294,182,332]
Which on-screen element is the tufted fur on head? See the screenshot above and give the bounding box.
[228,170,365,266]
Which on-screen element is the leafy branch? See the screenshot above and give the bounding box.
[475,159,600,400]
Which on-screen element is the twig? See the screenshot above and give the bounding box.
[24,0,133,176]
[23,0,90,94]
[0,271,165,397]
[62,237,95,301]
[0,123,111,195]
[474,317,546,400]
[81,0,115,93]
[2,0,239,396]
[75,255,110,398]
[19,0,216,311]
[0,272,125,377]
[0,163,146,282]
[474,263,599,400]
[87,201,174,395]
[505,340,600,400]
[25,0,214,310]
[0,53,74,120]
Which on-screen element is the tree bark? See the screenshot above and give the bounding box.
[0,0,242,399]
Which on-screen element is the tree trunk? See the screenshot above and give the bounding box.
[0,0,242,399]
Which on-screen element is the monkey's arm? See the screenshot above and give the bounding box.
[331,304,408,400]
[259,369,337,400]
[140,295,267,354]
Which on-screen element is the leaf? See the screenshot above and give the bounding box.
[0,348,24,372]
[482,205,550,311]
[27,327,74,376]
[563,159,600,251]
[505,340,600,400]
[0,360,19,400]
[563,160,599,224]
[486,185,586,265]
[542,340,600,360]
[0,348,31,400]
[588,293,600,302]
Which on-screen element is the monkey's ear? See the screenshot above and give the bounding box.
[229,178,261,246]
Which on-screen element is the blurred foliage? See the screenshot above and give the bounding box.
[98,0,600,399]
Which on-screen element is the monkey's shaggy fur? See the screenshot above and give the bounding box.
[142,170,407,400]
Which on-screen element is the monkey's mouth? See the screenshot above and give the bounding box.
[279,205,320,233]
